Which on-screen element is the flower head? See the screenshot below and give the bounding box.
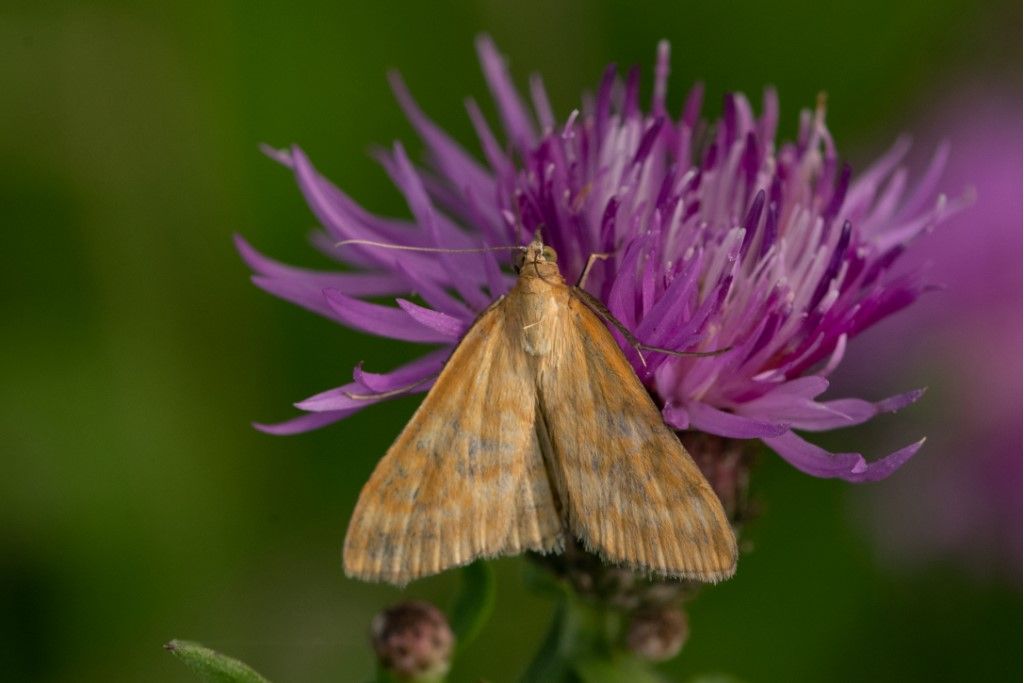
[239,37,958,481]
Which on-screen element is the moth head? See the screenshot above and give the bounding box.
[514,230,558,274]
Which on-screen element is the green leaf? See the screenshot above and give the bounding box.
[164,640,272,683]
[448,560,495,651]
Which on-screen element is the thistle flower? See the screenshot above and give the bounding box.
[238,36,958,482]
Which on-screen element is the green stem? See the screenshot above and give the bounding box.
[520,587,661,683]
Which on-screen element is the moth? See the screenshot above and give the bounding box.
[343,233,738,585]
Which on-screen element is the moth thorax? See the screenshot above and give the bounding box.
[518,288,562,357]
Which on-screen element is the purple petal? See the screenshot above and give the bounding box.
[370,147,488,252]
[354,349,450,393]
[687,401,789,438]
[845,137,910,205]
[894,141,950,223]
[394,262,474,319]
[763,431,924,482]
[259,143,294,167]
[606,239,644,330]
[652,40,671,116]
[681,81,704,130]
[732,377,829,410]
[662,402,690,430]
[634,250,703,341]
[482,248,512,299]
[299,352,448,413]
[823,163,852,224]
[396,299,466,339]
[793,389,925,431]
[254,410,355,435]
[875,388,926,413]
[594,64,618,143]
[739,385,924,432]
[767,376,830,399]
[759,87,779,144]
[291,147,410,246]
[466,98,515,182]
[737,399,850,431]
[475,35,536,152]
[652,274,731,354]
[633,117,666,167]
[252,276,342,322]
[388,71,497,209]
[387,144,492,310]
[322,289,453,343]
[529,73,556,132]
[295,376,437,412]
[819,333,848,376]
[238,235,404,296]
[295,381,374,412]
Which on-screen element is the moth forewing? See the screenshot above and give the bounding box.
[531,284,737,581]
[342,298,562,585]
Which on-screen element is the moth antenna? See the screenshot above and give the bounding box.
[335,238,523,255]
[637,343,733,358]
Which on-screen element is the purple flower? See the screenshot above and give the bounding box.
[844,92,1021,577]
[239,37,959,482]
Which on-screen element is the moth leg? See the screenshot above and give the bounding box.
[576,252,611,289]
[571,286,730,363]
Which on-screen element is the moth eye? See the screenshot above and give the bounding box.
[542,246,557,262]
[513,250,526,272]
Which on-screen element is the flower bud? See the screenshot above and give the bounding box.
[625,605,689,662]
[370,600,454,681]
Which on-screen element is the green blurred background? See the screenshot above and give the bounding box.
[2,1,1019,681]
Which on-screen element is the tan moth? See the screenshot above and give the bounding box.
[343,233,738,585]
